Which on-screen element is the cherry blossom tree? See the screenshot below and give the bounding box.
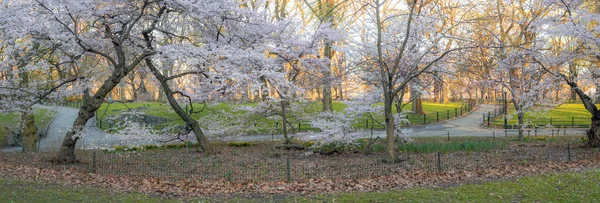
[351,0,473,161]
[533,0,600,147]
[0,0,299,162]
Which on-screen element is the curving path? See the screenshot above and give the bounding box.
[235,104,588,142]
[2,104,588,152]
[2,106,117,152]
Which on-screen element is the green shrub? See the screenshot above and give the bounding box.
[226,142,256,147]
[398,140,506,153]
[0,127,6,147]
[310,141,360,153]
[107,141,201,153]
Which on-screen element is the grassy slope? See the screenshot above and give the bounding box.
[1,169,599,202]
[96,101,465,131]
[491,104,599,126]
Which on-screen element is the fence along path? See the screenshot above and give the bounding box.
[2,103,588,153]
[276,104,586,142]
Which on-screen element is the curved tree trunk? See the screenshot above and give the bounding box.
[145,59,212,153]
[564,80,600,147]
[58,75,126,163]
[588,113,600,147]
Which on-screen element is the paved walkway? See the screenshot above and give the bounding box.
[2,106,115,152]
[235,104,588,142]
[2,104,588,152]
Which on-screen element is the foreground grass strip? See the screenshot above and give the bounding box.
[0,178,173,203]
[1,165,599,202]
[296,169,600,202]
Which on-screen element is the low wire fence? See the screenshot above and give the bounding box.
[90,102,478,134]
[487,117,592,129]
[4,137,597,183]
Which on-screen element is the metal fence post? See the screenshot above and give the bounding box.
[92,151,97,173]
[437,152,442,171]
[423,114,426,125]
[437,112,439,122]
[572,117,574,128]
[455,108,457,118]
[447,109,450,119]
[487,112,491,127]
[568,143,571,162]
[447,131,450,141]
[286,158,291,182]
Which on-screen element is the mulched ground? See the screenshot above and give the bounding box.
[0,138,599,198]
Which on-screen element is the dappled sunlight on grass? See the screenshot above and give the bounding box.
[492,103,598,126]
[96,101,466,132]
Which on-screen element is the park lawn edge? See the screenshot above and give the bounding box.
[285,168,600,202]
[1,167,599,202]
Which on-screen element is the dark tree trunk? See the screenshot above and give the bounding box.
[338,83,344,100]
[130,80,138,101]
[56,2,165,163]
[145,59,212,153]
[21,111,37,153]
[395,89,407,114]
[58,77,123,163]
[260,77,269,102]
[433,76,443,103]
[281,100,291,144]
[322,42,333,112]
[517,111,524,139]
[595,83,600,104]
[410,83,424,114]
[412,95,424,115]
[588,113,600,147]
[384,88,398,162]
[565,81,600,147]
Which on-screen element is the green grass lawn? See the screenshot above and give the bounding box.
[491,103,598,127]
[2,169,599,202]
[295,169,600,203]
[0,178,172,203]
[95,101,467,132]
